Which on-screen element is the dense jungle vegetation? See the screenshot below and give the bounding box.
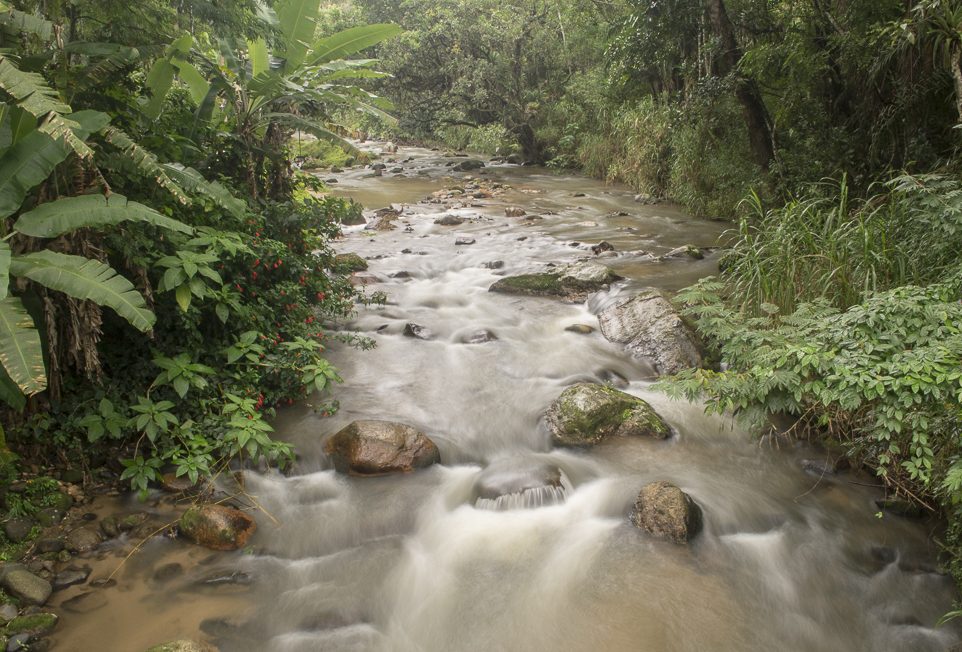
[1,0,962,598]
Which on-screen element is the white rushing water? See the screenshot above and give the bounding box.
[51,144,962,651]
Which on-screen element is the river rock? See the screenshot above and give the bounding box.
[403,323,433,340]
[504,207,526,217]
[482,260,504,270]
[434,215,464,226]
[4,613,58,639]
[489,264,618,302]
[61,590,108,614]
[3,518,34,543]
[365,208,401,231]
[630,481,703,543]
[65,526,102,553]
[591,241,615,255]
[455,237,476,246]
[598,290,702,375]
[455,159,485,171]
[0,603,17,623]
[565,324,594,334]
[52,568,89,590]
[661,244,704,260]
[179,505,257,551]
[461,329,497,344]
[1,568,51,605]
[545,383,670,446]
[146,641,217,652]
[325,420,441,475]
[333,253,368,273]
[474,460,567,510]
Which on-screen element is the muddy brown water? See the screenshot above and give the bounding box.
[53,145,961,651]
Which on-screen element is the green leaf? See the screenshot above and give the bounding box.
[215,302,229,323]
[143,58,176,119]
[277,0,320,69]
[248,37,270,77]
[10,250,155,332]
[0,130,68,219]
[0,7,53,40]
[0,241,9,300]
[14,193,193,237]
[307,24,402,65]
[159,163,247,217]
[101,126,190,205]
[175,283,192,312]
[0,365,25,411]
[171,60,210,105]
[263,113,358,154]
[0,54,70,117]
[0,295,45,395]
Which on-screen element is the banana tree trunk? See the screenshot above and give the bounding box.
[952,42,962,125]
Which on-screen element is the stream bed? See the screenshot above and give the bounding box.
[52,145,961,651]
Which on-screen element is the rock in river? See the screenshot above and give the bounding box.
[333,253,368,273]
[434,215,464,226]
[474,460,568,510]
[179,505,257,551]
[0,566,51,605]
[598,290,702,375]
[489,263,619,302]
[630,481,703,544]
[65,526,103,553]
[544,383,670,446]
[325,420,441,475]
[146,642,217,652]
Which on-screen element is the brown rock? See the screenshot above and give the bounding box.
[504,207,526,217]
[325,420,441,475]
[630,481,703,544]
[179,505,257,551]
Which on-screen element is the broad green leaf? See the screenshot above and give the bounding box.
[277,0,320,69]
[171,60,210,105]
[0,55,70,117]
[166,34,193,57]
[10,250,155,331]
[0,241,9,300]
[0,365,25,411]
[143,58,176,119]
[175,283,192,312]
[14,193,193,237]
[0,6,53,40]
[262,113,358,154]
[6,106,36,146]
[0,130,69,218]
[102,126,190,204]
[0,295,45,395]
[159,163,247,217]
[307,24,402,66]
[248,37,270,77]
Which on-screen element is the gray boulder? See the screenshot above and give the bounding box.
[544,383,670,446]
[630,481,703,544]
[325,420,441,475]
[598,290,702,375]
[454,159,485,171]
[0,567,52,605]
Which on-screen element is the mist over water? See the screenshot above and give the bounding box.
[53,145,961,651]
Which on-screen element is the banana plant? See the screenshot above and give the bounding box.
[144,1,401,199]
[0,53,197,410]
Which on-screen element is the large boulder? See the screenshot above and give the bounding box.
[325,420,441,475]
[489,264,619,303]
[0,566,51,605]
[598,290,702,375]
[544,383,670,446]
[454,159,485,171]
[179,505,257,551]
[630,481,703,544]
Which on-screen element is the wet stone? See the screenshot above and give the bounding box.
[153,563,184,583]
[482,261,504,270]
[630,481,703,544]
[505,207,526,217]
[403,323,433,340]
[90,578,116,589]
[565,324,594,335]
[434,215,464,226]
[3,518,34,543]
[61,591,108,614]
[4,612,57,638]
[199,570,253,587]
[52,568,90,591]
[455,237,476,246]
[591,241,615,255]
[597,369,629,389]
[65,526,102,553]
[146,642,217,652]
[325,420,441,476]
[34,509,63,528]
[179,505,257,551]
[0,603,18,623]
[462,330,498,344]
[1,569,51,606]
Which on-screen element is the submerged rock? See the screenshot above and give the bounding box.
[544,383,670,446]
[333,253,368,273]
[179,505,257,551]
[630,481,703,544]
[598,290,702,375]
[145,642,217,652]
[434,215,464,226]
[325,420,441,475]
[455,159,485,171]
[504,207,526,217]
[661,244,704,260]
[461,329,498,344]
[565,324,595,335]
[403,323,433,340]
[455,237,476,246]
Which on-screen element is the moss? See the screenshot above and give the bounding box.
[489,273,564,296]
[550,384,670,445]
[332,253,368,273]
[4,612,58,636]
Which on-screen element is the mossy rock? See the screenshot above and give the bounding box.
[630,481,703,544]
[4,612,58,637]
[545,383,670,446]
[489,273,565,297]
[333,253,368,273]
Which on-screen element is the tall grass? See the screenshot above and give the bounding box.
[725,173,962,313]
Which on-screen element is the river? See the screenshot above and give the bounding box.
[51,145,960,651]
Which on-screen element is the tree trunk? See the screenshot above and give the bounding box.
[705,0,775,170]
[952,42,962,126]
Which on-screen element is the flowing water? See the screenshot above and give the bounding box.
[52,146,960,651]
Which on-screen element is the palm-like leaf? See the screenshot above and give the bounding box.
[10,251,155,332]
[159,163,247,218]
[102,127,191,204]
[0,295,45,395]
[277,0,320,69]
[307,24,402,66]
[262,113,358,153]
[14,193,192,238]
[0,4,53,41]
[0,241,9,300]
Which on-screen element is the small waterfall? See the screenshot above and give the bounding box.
[474,468,574,510]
